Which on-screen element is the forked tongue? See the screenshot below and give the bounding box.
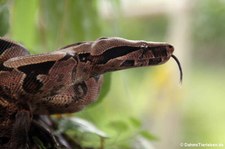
[171,55,183,83]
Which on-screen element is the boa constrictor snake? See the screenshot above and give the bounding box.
[0,37,182,148]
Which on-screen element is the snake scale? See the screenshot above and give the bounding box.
[0,37,182,148]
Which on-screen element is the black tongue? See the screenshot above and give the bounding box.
[171,55,183,83]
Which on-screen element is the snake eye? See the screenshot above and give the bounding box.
[78,53,90,62]
[140,44,148,50]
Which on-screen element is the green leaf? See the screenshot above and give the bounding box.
[0,3,9,36]
[32,136,47,149]
[59,117,108,138]
[108,120,129,132]
[129,117,142,128]
[38,0,102,50]
[11,0,38,49]
[139,130,158,141]
[0,0,6,5]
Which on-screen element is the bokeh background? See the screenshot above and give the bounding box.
[1,0,225,149]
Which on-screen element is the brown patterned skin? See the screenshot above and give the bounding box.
[0,37,177,148]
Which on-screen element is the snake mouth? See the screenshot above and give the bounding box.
[171,55,183,83]
[134,54,183,83]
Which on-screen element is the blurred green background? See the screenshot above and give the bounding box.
[1,0,225,149]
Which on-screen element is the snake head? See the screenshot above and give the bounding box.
[89,37,174,75]
[63,37,181,82]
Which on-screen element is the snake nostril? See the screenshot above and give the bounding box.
[167,44,174,54]
[168,45,173,49]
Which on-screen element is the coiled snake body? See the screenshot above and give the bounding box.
[0,37,182,148]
